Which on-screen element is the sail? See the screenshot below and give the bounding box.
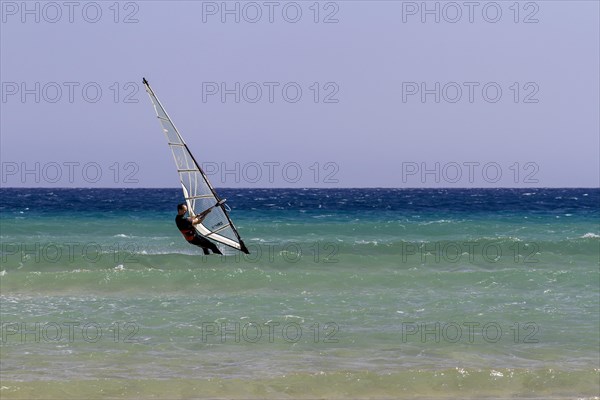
[142,78,249,254]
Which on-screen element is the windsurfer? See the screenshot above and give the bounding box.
[175,203,223,255]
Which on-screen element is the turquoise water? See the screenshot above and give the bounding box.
[1,188,598,399]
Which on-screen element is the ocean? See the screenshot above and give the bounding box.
[1,188,598,399]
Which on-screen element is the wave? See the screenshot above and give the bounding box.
[581,232,600,238]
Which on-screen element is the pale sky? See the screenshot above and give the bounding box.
[1,1,599,188]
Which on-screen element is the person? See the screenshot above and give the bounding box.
[175,203,222,255]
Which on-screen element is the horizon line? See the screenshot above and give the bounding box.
[1,187,599,190]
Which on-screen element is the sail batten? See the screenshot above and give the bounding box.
[142,77,249,254]
[205,223,232,236]
[185,194,215,200]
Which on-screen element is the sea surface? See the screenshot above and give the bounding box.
[1,188,599,399]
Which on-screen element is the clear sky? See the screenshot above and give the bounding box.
[1,1,598,188]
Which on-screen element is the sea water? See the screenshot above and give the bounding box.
[1,188,598,399]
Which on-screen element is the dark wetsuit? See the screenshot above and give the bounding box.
[175,214,222,255]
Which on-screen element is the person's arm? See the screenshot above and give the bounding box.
[191,208,212,225]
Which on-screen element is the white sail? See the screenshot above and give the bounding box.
[143,78,249,254]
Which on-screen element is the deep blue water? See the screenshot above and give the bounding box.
[1,187,598,214]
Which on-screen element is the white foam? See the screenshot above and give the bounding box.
[284,315,304,323]
[421,219,453,225]
[581,233,600,238]
[355,240,378,245]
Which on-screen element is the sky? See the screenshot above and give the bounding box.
[1,0,599,188]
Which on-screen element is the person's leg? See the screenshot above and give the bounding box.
[199,237,222,255]
[189,237,209,254]
[208,241,222,255]
[190,236,221,255]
